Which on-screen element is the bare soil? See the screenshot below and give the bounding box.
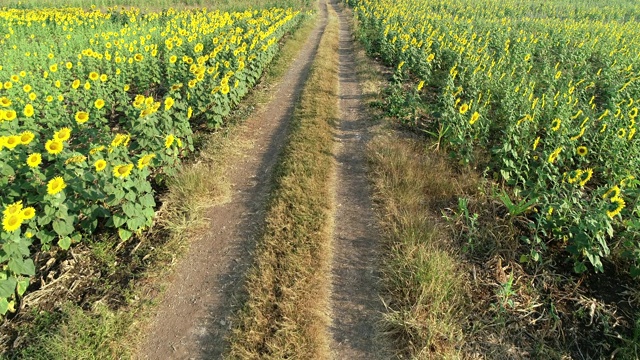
[328,1,391,358]
[135,7,328,359]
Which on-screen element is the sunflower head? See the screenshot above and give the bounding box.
[75,111,89,124]
[576,146,588,156]
[27,153,42,168]
[54,127,72,142]
[94,159,107,172]
[47,176,66,195]
[459,103,469,115]
[45,139,64,155]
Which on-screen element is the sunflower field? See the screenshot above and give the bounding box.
[348,0,640,275]
[0,5,300,315]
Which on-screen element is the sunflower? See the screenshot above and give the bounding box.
[54,127,71,142]
[45,139,64,155]
[5,135,20,149]
[3,201,23,216]
[469,111,480,125]
[618,128,627,139]
[169,55,177,63]
[27,153,42,168]
[533,137,541,150]
[137,153,156,169]
[23,84,32,93]
[124,84,130,92]
[21,207,36,220]
[84,81,91,90]
[134,54,143,62]
[551,118,561,131]
[19,131,34,145]
[28,92,37,101]
[576,146,588,156]
[459,103,469,114]
[2,213,23,232]
[75,111,89,124]
[89,72,99,81]
[164,97,175,111]
[49,63,58,72]
[579,168,593,187]
[113,164,134,178]
[94,99,105,110]
[47,176,66,195]
[607,196,625,219]
[426,53,435,62]
[220,84,230,95]
[603,186,621,200]
[23,104,35,117]
[630,107,638,119]
[110,133,129,148]
[4,110,16,121]
[187,107,193,119]
[94,159,107,172]
[165,134,175,148]
[65,62,73,69]
[0,97,11,107]
[567,170,582,184]
[72,79,81,89]
[548,146,562,164]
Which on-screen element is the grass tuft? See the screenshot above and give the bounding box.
[367,135,474,359]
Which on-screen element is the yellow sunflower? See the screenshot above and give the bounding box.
[469,111,480,125]
[113,164,134,178]
[94,159,107,172]
[165,134,175,148]
[27,153,42,168]
[47,176,66,195]
[576,146,588,156]
[2,213,23,232]
[75,111,89,124]
[137,154,156,169]
[164,97,175,111]
[94,99,105,110]
[21,207,36,220]
[5,135,20,149]
[23,103,35,117]
[45,139,64,155]
[459,103,469,114]
[54,127,71,142]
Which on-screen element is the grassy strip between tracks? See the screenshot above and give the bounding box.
[226,5,338,359]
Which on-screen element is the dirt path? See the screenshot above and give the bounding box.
[328,1,390,359]
[135,5,328,359]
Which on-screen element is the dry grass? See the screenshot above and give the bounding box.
[367,134,477,359]
[226,5,339,359]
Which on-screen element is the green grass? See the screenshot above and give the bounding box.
[227,5,339,359]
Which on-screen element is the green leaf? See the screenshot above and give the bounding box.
[0,298,9,315]
[122,202,137,217]
[53,219,74,237]
[8,258,35,276]
[113,214,127,228]
[0,277,17,298]
[17,279,29,296]
[58,237,71,250]
[118,228,132,241]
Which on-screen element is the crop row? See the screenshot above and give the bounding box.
[0,5,301,314]
[349,0,640,275]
